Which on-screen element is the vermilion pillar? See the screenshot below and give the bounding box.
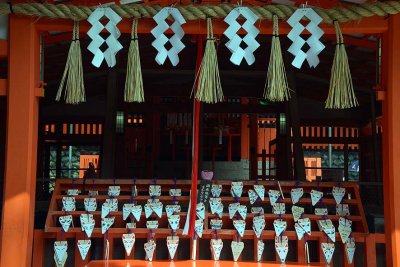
[0,16,40,267]
[383,13,400,267]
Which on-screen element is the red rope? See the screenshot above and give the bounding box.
[188,35,203,237]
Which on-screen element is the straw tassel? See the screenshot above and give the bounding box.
[56,21,85,104]
[264,15,290,102]
[325,21,358,109]
[195,18,223,104]
[124,19,144,103]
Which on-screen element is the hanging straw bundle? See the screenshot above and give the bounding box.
[56,21,85,104]
[195,18,223,104]
[264,15,290,102]
[325,21,358,109]
[124,19,144,103]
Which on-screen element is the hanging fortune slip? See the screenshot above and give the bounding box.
[80,214,95,238]
[59,215,73,232]
[167,236,179,259]
[231,241,245,262]
[144,239,156,261]
[54,241,68,267]
[210,238,223,260]
[295,217,311,240]
[122,233,135,256]
[310,189,323,206]
[287,7,325,68]
[321,242,335,264]
[87,6,122,68]
[275,236,289,263]
[102,198,118,218]
[292,205,304,222]
[168,214,180,230]
[151,7,186,66]
[223,7,260,65]
[346,237,356,264]
[291,188,304,204]
[123,203,142,221]
[144,199,163,218]
[332,186,346,204]
[257,240,264,262]
[318,219,336,242]
[77,240,91,260]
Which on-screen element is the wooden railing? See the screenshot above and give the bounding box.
[32,179,385,267]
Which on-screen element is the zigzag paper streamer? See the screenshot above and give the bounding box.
[151,7,186,66]
[287,7,325,68]
[87,6,123,68]
[224,7,260,65]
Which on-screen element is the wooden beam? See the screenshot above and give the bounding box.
[0,79,6,96]
[0,15,40,267]
[382,13,400,267]
[0,40,7,58]
[36,15,388,35]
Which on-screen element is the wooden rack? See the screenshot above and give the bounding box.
[36,178,381,267]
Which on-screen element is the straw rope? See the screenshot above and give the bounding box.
[325,20,358,109]
[55,21,85,104]
[124,19,144,103]
[264,15,290,102]
[195,18,223,104]
[1,1,400,22]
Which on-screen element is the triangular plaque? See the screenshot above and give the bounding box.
[233,220,246,237]
[345,237,356,264]
[77,240,91,260]
[108,185,120,196]
[210,239,223,261]
[251,207,264,215]
[59,215,73,232]
[144,240,156,261]
[62,197,76,212]
[211,184,222,197]
[257,240,264,262]
[336,204,350,216]
[195,219,204,238]
[291,188,303,204]
[168,214,180,230]
[315,207,328,216]
[54,241,68,266]
[338,217,352,243]
[273,219,287,236]
[146,220,159,229]
[80,214,95,238]
[268,190,280,206]
[84,198,97,212]
[310,190,323,206]
[272,203,285,215]
[237,205,247,219]
[229,203,240,219]
[254,185,265,200]
[122,233,135,256]
[291,205,304,222]
[166,204,181,218]
[332,186,345,204]
[231,182,243,197]
[231,241,244,261]
[101,217,115,234]
[275,236,288,263]
[318,219,336,242]
[248,189,258,205]
[252,215,265,238]
[210,219,223,230]
[321,242,335,264]
[149,185,161,197]
[169,188,182,197]
[167,236,179,259]
[67,189,80,196]
[131,205,142,221]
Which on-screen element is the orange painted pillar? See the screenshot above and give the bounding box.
[383,13,400,267]
[0,16,40,267]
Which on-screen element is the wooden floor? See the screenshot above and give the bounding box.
[86,260,324,267]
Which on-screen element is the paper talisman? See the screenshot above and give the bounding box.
[231,241,244,262]
[122,233,135,256]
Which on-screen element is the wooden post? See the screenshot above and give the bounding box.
[382,13,400,267]
[188,35,203,236]
[0,16,40,267]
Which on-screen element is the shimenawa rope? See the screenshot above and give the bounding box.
[1,1,400,22]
